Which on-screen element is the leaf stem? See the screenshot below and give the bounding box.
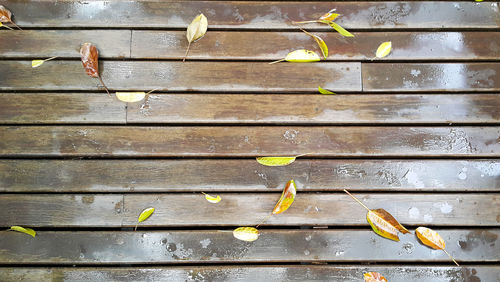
[292,20,320,24]
[9,20,22,30]
[43,56,58,62]
[442,249,459,266]
[134,223,138,231]
[255,214,272,228]
[343,189,370,211]
[183,42,191,62]
[2,24,13,30]
[97,76,110,96]
[268,58,286,65]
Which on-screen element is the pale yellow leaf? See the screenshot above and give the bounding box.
[376,41,392,58]
[138,207,155,223]
[10,226,36,237]
[186,14,208,43]
[233,227,260,242]
[31,60,45,68]
[256,156,296,166]
[285,49,320,63]
[318,86,335,95]
[203,192,221,203]
[116,92,146,102]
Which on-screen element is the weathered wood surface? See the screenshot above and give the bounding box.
[0,229,498,263]
[363,63,500,92]
[0,126,498,157]
[0,61,361,92]
[0,30,131,58]
[0,94,126,124]
[2,1,499,29]
[0,193,497,227]
[1,266,498,282]
[132,31,500,61]
[2,159,497,193]
[127,94,500,124]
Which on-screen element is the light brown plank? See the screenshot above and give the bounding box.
[362,63,500,92]
[1,159,497,193]
[3,1,499,29]
[0,126,498,157]
[0,229,498,264]
[127,94,500,124]
[1,266,498,282]
[132,31,500,61]
[0,94,126,124]
[0,61,361,92]
[0,193,496,227]
[0,30,131,58]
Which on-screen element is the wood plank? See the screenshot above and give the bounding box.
[0,229,498,263]
[0,61,361,92]
[1,266,498,282]
[0,126,498,157]
[362,63,500,92]
[3,1,499,29]
[132,31,500,61]
[0,30,131,58]
[1,159,497,193]
[127,94,500,124]
[0,94,126,124]
[0,193,496,227]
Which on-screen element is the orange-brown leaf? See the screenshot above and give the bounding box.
[0,5,12,23]
[367,210,400,241]
[272,179,297,214]
[415,227,445,250]
[372,209,409,234]
[319,9,340,22]
[80,43,100,78]
[364,272,388,282]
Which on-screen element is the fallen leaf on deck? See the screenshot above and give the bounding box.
[135,207,155,231]
[233,227,260,242]
[344,189,409,241]
[416,227,459,266]
[0,5,21,30]
[319,9,340,22]
[256,156,296,166]
[269,49,320,64]
[116,92,146,102]
[364,272,388,282]
[293,10,352,37]
[31,57,58,68]
[318,86,335,95]
[273,180,297,214]
[376,42,392,58]
[0,22,12,30]
[327,22,354,37]
[184,13,208,62]
[202,192,221,203]
[80,43,110,96]
[10,226,36,237]
[300,28,328,58]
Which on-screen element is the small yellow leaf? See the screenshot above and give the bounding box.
[475,0,483,2]
[286,49,321,62]
[10,226,36,237]
[138,207,155,223]
[116,92,146,102]
[31,60,45,68]
[376,41,392,58]
[318,86,335,95]
[203,192,221,203]
[319,9,340,22]
[416,226,459,266]
[256,156,296,166]
[300,29,328,58]
[328,22,354,37]
[233,227,260,242]
[186,14,208,43]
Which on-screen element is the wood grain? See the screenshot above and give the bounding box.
[0,193,496,227]
[0,229,498,263]
[1,159,497,193]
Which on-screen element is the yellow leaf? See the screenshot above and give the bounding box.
[286,49,320,62]
[202,192,221,203]
[10,226,36,237]
[138,207,155,223]
[364,272,388,282]
[272,180,297,214]
[416,226,459,266]
[31,60,45,68]
[318,86,335,95]
[256,156,296,166]
[184,13,208,61]
[300,29,328,58]
[116,92,146,102]
[233,227,260,242]
[328,22,354,37]
[376,41,392,58]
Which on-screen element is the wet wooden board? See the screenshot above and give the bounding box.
[0,126,498,157]
[0,61,361,92]
[362,63,500,92]
[1,266,498,282]
[0,30,131,58]
[132,31,500,61]
[0,94,126,124]
[3,1,499,29]
[0,193,497,227]
[0,229,498,264]
[1,159,497,193]
[127,94,500,124]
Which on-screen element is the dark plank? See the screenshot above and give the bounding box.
[0,126,498,157]
[0,193,497,227]
[0,30,131,58]
[127,94,500,124]
[0,94,126,124]
[362,63,500,92]
[0,61,361,92]
[3,1,499,29]
[132,31,500,61]
[0,229,498,263]
[2,159,498,193]
[1,266,498,282]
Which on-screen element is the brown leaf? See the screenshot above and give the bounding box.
[80,43,109,95]
[0,5,21,30]
[364,272,388,282]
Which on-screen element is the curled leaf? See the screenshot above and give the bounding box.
[138,207,155,223]
[10,226,36,237]
[184,14,208,62]
[269,49,320,64]
[256,156,296,167]
[364,272,388,282]
[202,192,221,203]
[376,41,392,58]
[80,43,110,96]
[0,5,21,30]
[272,180,297,214]
[328,22,354,37]
[31,57,58,68]
[319,9,340,22]
[300,28,328,58]
[318,86,335,95]
[233,227,260,242]
[416,227,459,266]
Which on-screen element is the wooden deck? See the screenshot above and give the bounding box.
[0,0,499,281]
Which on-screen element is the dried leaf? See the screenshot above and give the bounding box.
[318,86,335,95]
[319,9,340,22]
[328,22,354,37]
[0,5,20,30]
[364,272,388,282]
[202,192,221,203]
[416,227,459,266]
[300,29,328,58]
[376,41,392,58]
[272,180,297,214]
[256,156,296,166]
[184,14,208,61]
[233,227,260,242]
[80,43,109,95]
[10,226,36,237]
[31,57,57,68]
[269,49,320,64]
